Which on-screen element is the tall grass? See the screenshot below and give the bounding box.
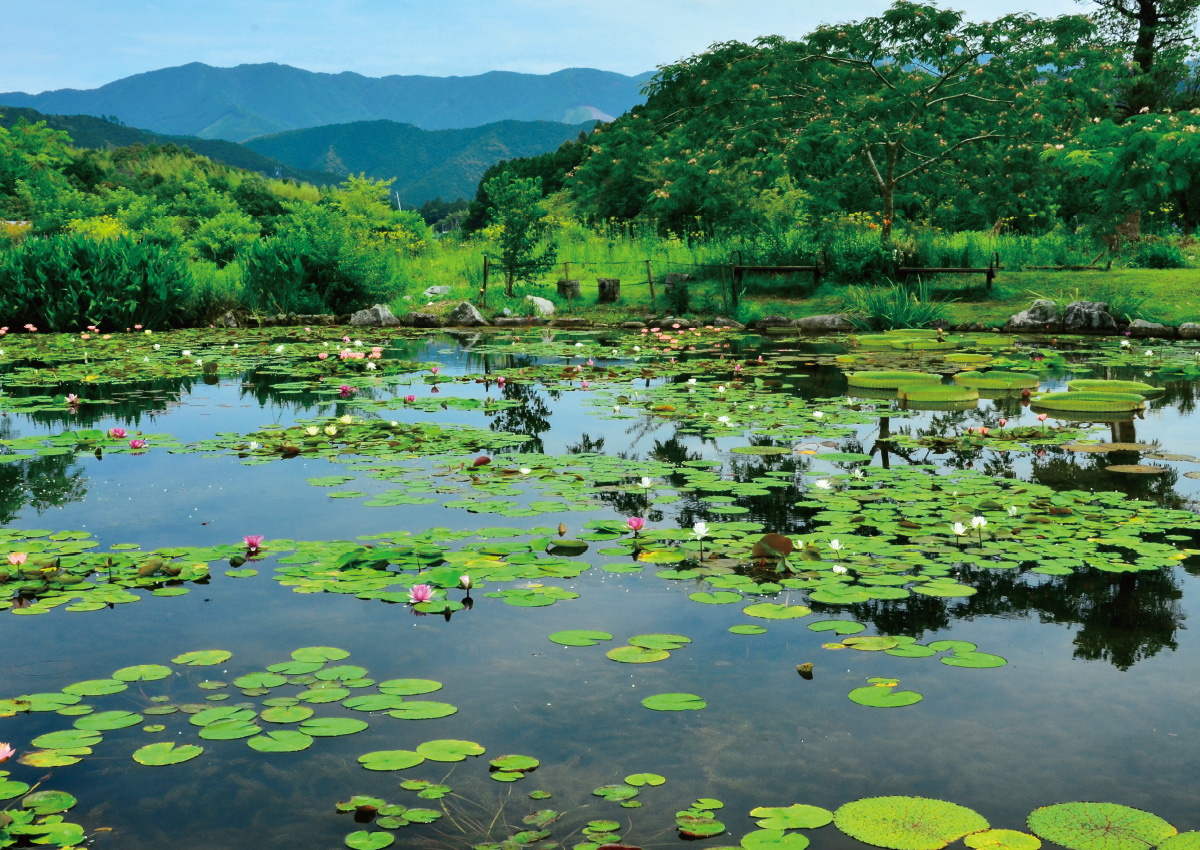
[838,279,956,330]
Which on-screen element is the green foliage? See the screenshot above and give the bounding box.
[485,172,557,292]
[839,280,955,330]
[665,277,691,314]
[1131,239,1187,269]
[0,233,190,330]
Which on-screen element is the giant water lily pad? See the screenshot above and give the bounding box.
[1027,803,1176,850]
[835,796,989,850]
[965,830,1042,850]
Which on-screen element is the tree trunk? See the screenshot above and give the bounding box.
[881,141,898,242]
[1129,0,1163,112]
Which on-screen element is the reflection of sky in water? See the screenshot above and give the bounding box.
[1,334,1198,847]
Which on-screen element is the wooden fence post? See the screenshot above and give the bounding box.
[480,253,489,306]
[646,260,656,310]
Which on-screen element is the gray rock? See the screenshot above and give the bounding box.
[1062,301,1118,333]
[446,301,488,327]
[525,295,555,317]
[654,316,696,328]
[423,285,451,299]
[1004,299,1060,333]
[349,304,401,327]
[713,317,745,329]
[218,311,238,328]
[494,316,544,327]
[621,321,647,330]
[750,315,795,331]
[1128,318,1175,339]
[502,308,513,317]
[399,312,442,328]
[795,314,855,333]
[1179,322,1200,340]
[552,317,591,329]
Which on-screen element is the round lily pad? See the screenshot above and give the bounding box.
[965,830,1043,850]
[730,624,768,635]
[416,739,485,761]
[641,692,707,711]
[848,686,924,709]
[377,679,442,695]
[607,646,670,663]
[299,717,370,737]
[808,620,866,635]
[31,729,102,749]
[73,710,143,731]
[345,830,394,849]
[490,754,539,772]
[1159,834,1200,850]
[835,797,989,850]
[628,634,691,650]
[752,804,835,829]
[549,630,614,646]
[248,730,314,752]
[133,742,204,766]
[112,664,172,682]
[292,646,350,662]
[1027,803,1176,850]
[743,829,812,850]
[358,750,425,771]
[233,672,287,689]
[625,773,666,787]
[261,706,314,724]
[172,650,232,666]
[387,701,459,720]
[62,679,127,696]
[843,636,901,652]
[593,784,639,801]
[744,603,812,620]
[22,790,77,814]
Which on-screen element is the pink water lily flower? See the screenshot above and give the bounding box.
[0,742,14,763]
[66,393,79,405]
[108,427,126,439]
[430,366,439,375]
[408,583,434,604]
[129,439,147,450]
[243,535,264,552]
[339,385,354,397]
[404,394,416,403]
[8,552,27,566]
[627,516,646,533]
[998,418,1007,427]
[1037,413,1048,422]
[318,352,329,360]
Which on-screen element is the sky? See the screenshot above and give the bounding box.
[5,0,1087,93]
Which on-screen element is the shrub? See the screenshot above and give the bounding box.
[839,279,955,330]
[665,278,691,315]
[1131,240,1187,269]
[0,233,190,330]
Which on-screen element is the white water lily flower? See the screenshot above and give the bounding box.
[972,516,987,530]
[366,361,377,370]
[182,350,191,357]
[640,477,652,488]
[324,425,338,436]
[305,426,319,436]
[520,468,532,475]
[459,574,471,590]
[195,358,203,365]
[1008,505,1019,517]
[687,378,697,385]
[153,343,160,351]
[339,415,353,424]
[716,385,726,393]
[1145,350,1154,357]
[832,564,848,575]
[355,340,363,347]
[275,345,284,353]
[693,521,710,539]
[249,441,259,450]
[233,344,239,349]
[1120,339,1131,348]
[828,539,843,552]
[575,342,584,348]
[952,522,968,536]
[853,468,865,479]
[613,405,621,413]
[813,410,824,419]
[390,421,398,427]
[717,415,731,424]
[814,479,832,490]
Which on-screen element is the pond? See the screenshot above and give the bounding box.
[0,325,1197,850]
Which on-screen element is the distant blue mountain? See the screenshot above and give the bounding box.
[0,63,652,142]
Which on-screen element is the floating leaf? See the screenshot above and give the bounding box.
[345,830,395,849]
[292,646,350,662]
[416,739,485,762]
[641,693,706,711]
[606,646,670,664]
[74,710,142,731]
[358,750,425,771]
[62,679,127,696]
[248,730,314,752]
[490,754,539,772]
[625,773,666,787]
[752,804,834,830]
[1027,803,1176,850]
[744,603,811,620]
[21,790,77,814]
[133,742,204,766]
[387,701,458,720]
[549,630,614,646]
[31,729,101,749]
[843,636,901,652]
[377,679,442,695]
[261,706,315,724]
[808,620,866,635]
[112,664,172,682]
[172,650,232,666]
[835,797,989,850]
[299,717,370,737]
[594,784,639,801]
[965,830,1043,850]
[742,829,812,850]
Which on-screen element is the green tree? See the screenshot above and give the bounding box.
[1083,0,1200,112]
[484,172,557,295]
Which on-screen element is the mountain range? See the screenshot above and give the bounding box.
[244,119,595,205]
[0,62,652,142]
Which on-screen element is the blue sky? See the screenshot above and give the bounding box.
[6,0,1084,93]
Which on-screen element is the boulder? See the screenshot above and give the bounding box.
[1127,318,1175,338]
[713,317,746,329]
[423,285,451,299]
[1062,301,1118,333]
[218,311,238,328]
[551,317,591,329]
[795,314,855,333]
[750,315,795,331]
[494,316,544,327]
[399,312,442,328]
[621,321,647,330]
[1179,322,1200,340]
[349,304,401,327]
[1004,299,1060,333]
[654,316,696,328]
[525,295,555,317]
[446,301,488,327]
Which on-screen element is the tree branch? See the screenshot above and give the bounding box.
[894,132,1007,183]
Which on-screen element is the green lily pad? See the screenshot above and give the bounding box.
[387,701,459,720]
[73,710,142,731]
[641,692,707,711]
[416,739,485,762]
[625,773,666,787]
[112,664,172,682]
[742,829,812,850]
[172,650,232,666]
[752,804,835,829]
[260,706,315,724]
[965,830,1043,850]
[31,729,102,749]
[808,620,866,635]
[843,636,901,652]
[942,651,1008,669]
[299,717,370,737]
[248,730,314,752]
[848,685,924,709]
[628,633,691,650]
[691,591,743,604]
[233,672,288,689]
[133,742,204,765]
[358,750,425,771]
[62,679,127,696]
[292,646,350,662]
[593,784,639,801]
[744,603,811,620]
[549,630,614,646]
[835,796,989,850]
[490,754,539,772]
[377,679,442,695]
[21,790,77,814]
[606,646,670,664]
[0,779,31,801]
[730,624,769,635]
[1027,803,1176,850]
[345,830,394,849]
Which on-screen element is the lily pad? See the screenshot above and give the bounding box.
[965,830,1043,850]
[21,790,77,814]
[73,710,143,731]
[641,692,707,711]
[112,664,173,682]
[835,796,989,850]
[415,739,485,761]
[606,646,670,664]
[377,679,442,695]
[133,741,204,765]
[345,831,395,849]
[848,685,924,709]
[248,730,314,752]
[387,701,459,720]
[299,717,370,737]
[358,750,425,771]
[1027,802,1176,850]
[172,650,232,666]
[549,630,614,646]
[752,804,835,830]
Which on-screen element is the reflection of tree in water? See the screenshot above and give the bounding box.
[831,559,1186,671]
[0,452,89,525]
[488,380,556,455]
[6,376,197,429]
